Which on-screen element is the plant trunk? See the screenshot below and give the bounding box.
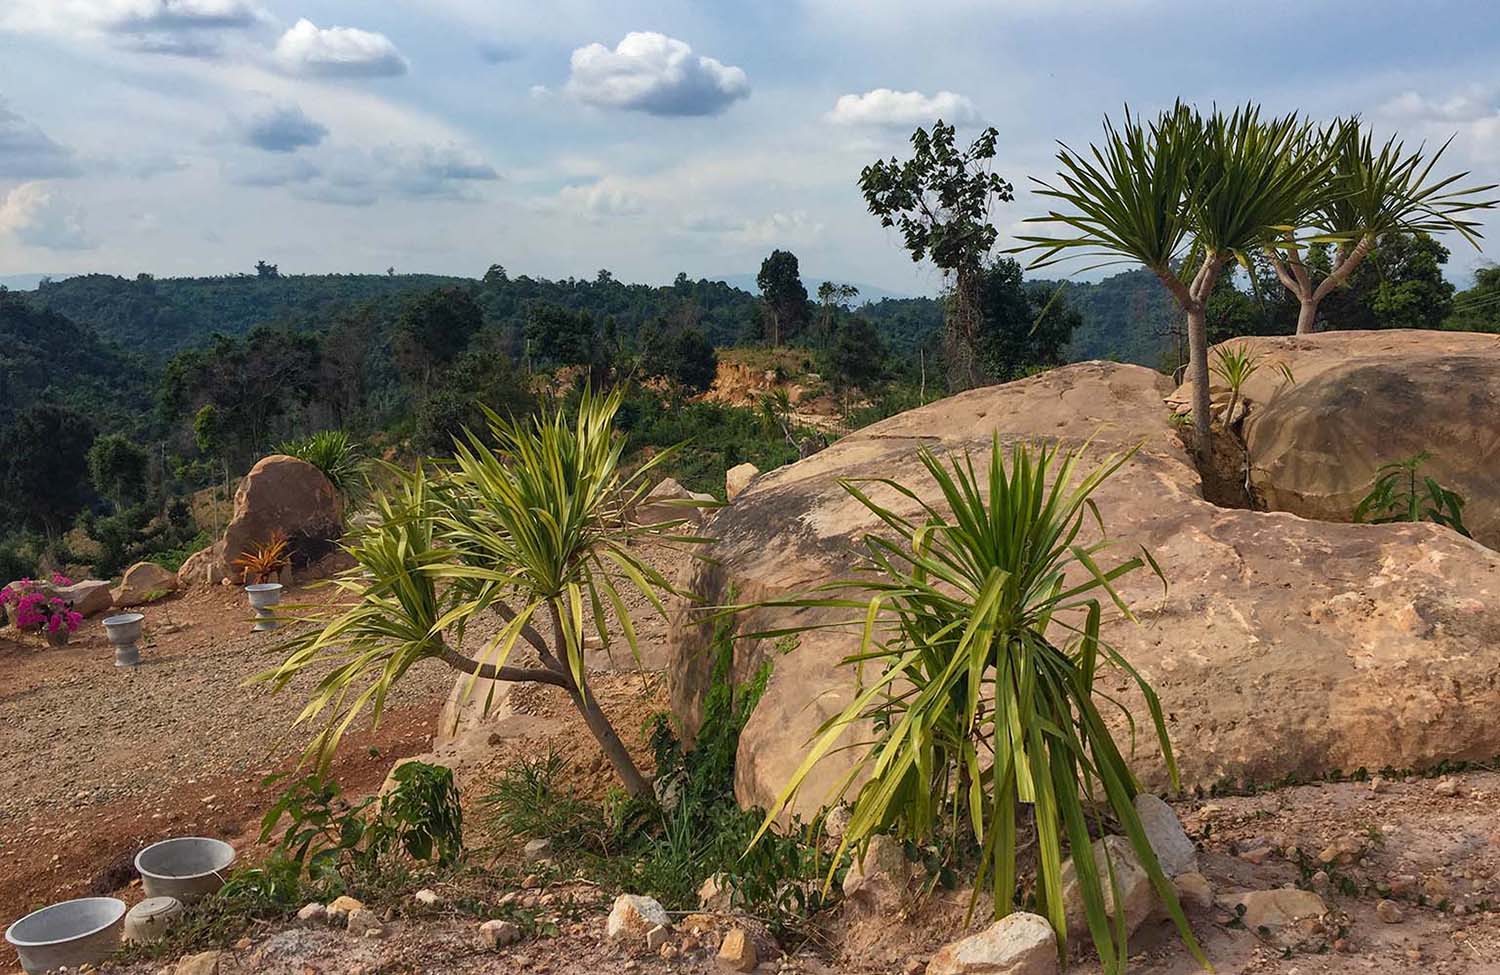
[569,678,652,798]
[1187,306,1211,454]
[1295,298,1319,335]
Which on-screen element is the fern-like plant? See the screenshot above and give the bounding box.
[750,438,1202,973]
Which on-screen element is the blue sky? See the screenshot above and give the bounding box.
[2,0,1498,293]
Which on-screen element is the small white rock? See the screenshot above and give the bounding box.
[297,902,327,926]
[480,918,522,948]
[414,888,440,907]
[1133,793,1198,877]
[606,894,672,943]
[926,912,1058,975]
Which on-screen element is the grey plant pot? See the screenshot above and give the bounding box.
[135,837,235,902]
[244,582,284,632]
[102,613,145,668]
[5,897,125,974]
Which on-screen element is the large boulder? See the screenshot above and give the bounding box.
[113,561,179,608]
[2,578,113,623]
[214,455,342,581]
[667,360,1500,818]
[1172,330,1500,548]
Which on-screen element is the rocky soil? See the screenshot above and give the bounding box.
[0,580,452,963]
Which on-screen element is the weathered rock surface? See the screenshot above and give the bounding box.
[841,833,910,912]
[726,462,760,501]
[717,927,759,972]
[112,560,179,607]
[1173,331,1500,548]
[57,579,114,616]
[1134,793,1198,877]
[177,546,228,588]
[1060,835,1155,937]
[636,476,696,526]
[926,912,1058,975]
[1223,888,1326,931]
[215,454,343,580]
[606,893,671,943]
[668,360,1500,817]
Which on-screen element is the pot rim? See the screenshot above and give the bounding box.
[102,613,145,626]
[243,583,284,593]
[134,836,236,882]
[4,897,126,948]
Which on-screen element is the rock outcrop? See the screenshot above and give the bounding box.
[112,561,179,608]
[1172,330,1500,548]
[668,360,1500,818]
[207,455,342,582]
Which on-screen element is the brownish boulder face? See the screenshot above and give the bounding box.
[667,361,1500,819]
[112,561,179,607]
[216,455,342,580]
[1170,330,1500,548]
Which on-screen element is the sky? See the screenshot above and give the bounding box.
[1,0,1499,293]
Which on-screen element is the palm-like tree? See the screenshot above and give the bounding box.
[1268,117,1498,334]
[1016,103,1329,451]
[259,388,710,798]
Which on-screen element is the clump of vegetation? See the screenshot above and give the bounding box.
[482,615,835,936]
[1354,452,1470,536]
[262,387,710,798]
[233,531,290,584]
[130,761,463,961]
[277,430,370,507]
[1209,342,1294,427]
[754,439,1201,972]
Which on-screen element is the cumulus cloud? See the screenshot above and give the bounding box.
[0,101,80,179]
[558,178,644,217]
[565,32,749,116]
[0,182,94,250]
[274,18,408,78]
[237,104,328,153]
[826,88,981,127]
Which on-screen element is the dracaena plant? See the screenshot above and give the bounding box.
[258,387,713,798]
[750,438,1203,973]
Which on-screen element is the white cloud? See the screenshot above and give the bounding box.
[564,32,749,117]
[685,209,823,246]
[1379,86,1498,124]
[826,89,981,128]
[0,182,94,250]
[0,100,80,179]
[1,0,266,56]
[236,103,328,153]
[274,18,408,78]
[558,178,644,217]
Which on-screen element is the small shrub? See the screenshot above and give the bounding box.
[277,430,369,505]
[233,531,290,584]
[1354,451,1470,536]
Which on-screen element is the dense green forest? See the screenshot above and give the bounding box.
[0,233,1492,583]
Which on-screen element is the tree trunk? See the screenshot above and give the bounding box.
[569,679,652,798]
[1186,305,1212,453]
[1295,298,1319,335]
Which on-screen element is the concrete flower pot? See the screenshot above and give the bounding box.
[124,896,184,944]
[135,837,235,902]
[245,582,284,632]
[102,612,145,668]
[5,897,126,974]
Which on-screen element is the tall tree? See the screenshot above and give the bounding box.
[392,286,484,388]
[975,258,1083,381]
[827,316,887,390]
[1449,263,1500,331]
[0,405,96,539]
[861,122,1013,390]
[87,433,150,513]
[1319,232,1455,330]
[815,281,860,348]
[1266,117,1496,334]
[1018,103,1329,452]
[756,250,809,346]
